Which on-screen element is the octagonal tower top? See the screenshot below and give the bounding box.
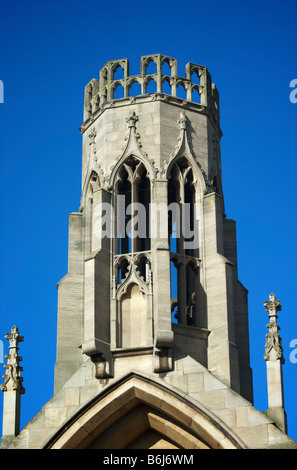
[81,54,220,135]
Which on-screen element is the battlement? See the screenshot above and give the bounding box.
[83,54,220,127]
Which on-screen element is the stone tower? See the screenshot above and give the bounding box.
[55,53,253,400]
[1,55,296,449]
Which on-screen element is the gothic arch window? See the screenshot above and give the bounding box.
[162,77,171,96]
[191,86,200,104]
[113,156,153,350]
[120,283,147,348]
[113,82,124,100]
[117,257,130,284]
[170,259,178,323]
[115,156,151,255]
[128,80,141,97]
[191,70,200,85]
[84,79,100,120]
[186,261,197,326]
[176,82,187,100]
[162,59,171,76]
[184,166,195,257]
[168,158,198,255]
[113,64,124,81]
[136,254,151,283]
[168,158,199,326]
[145,59,157,75]
[115,165,131,255]
[145,77,157,94]
[99,67,108,103]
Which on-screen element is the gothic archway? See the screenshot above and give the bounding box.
[44,373,245,449]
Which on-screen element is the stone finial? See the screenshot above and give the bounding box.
[126,111,138,129]
[263,294,287,433]
[0,326,25,393]
[88,126,97,143]
[263,293,284,362]
[177,111,187,130]
[264,293,281,320]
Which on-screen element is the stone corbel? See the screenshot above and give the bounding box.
[153,330,174,373]
[82,340,114,381]
[91,353,113,382]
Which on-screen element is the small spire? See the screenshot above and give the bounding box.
[263,294,287,433]
[1,326,25,393]
[126,111,138,129]
[88,126,97,144]
[264,293,281,321]
[263,293,283,362]
[177,111,187,130]
[1,326,25,441]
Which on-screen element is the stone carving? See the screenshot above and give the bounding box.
[160,111,187,178]
[160,112,207,195]
[126,110,138,129]
[264,293,284,362]
[114,251,152,298]
[264,293,281,318]
[177,111,187,130]
[0,326,25,394]
[264,322,284,362]
[124,111,143,152]
[88,126,97,142]
[88,127,97,162]
[109,111,159,185]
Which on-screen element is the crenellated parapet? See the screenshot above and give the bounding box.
[82,54,220,131]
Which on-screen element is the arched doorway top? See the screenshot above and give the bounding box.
[44,371,246,449]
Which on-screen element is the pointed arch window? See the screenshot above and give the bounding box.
[115,156,151,255]
[168,158,200,326]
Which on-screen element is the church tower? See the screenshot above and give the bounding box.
[1,55,296,449]
[54,54,252,400]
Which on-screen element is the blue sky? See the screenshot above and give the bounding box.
[0,0,296,443]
